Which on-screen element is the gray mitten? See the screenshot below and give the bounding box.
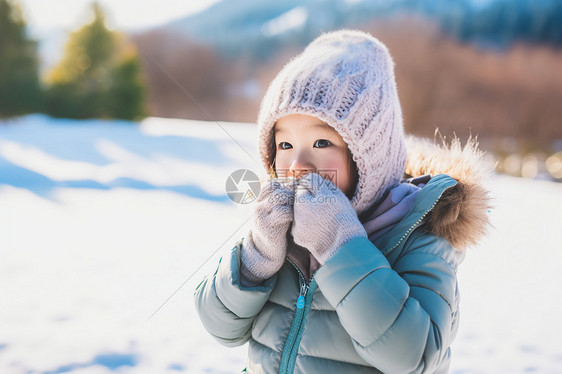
[291,173,367,264]
[240,178,297,286]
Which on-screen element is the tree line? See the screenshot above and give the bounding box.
[0,0,146,120]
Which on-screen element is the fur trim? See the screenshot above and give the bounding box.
[404,134,494,250]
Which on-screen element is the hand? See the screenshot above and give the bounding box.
[291,173,367,264]
[240,177,297,285]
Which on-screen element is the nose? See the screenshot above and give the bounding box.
[288,156,314,179]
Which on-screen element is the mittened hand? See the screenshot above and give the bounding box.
[240,177,297,285]
[291,173,367,264]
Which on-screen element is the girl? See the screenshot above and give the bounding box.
[194,30,491,373]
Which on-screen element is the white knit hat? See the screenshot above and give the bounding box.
[257,29,407,214]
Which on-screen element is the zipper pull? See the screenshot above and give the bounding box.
[296,282,309,309]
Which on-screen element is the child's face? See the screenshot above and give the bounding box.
[274,114,353,196]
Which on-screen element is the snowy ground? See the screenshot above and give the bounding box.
[1,115,561,374]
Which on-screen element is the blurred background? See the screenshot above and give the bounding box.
[1,1,562,374]
[1,0,562,180]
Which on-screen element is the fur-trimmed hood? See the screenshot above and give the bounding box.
[403,135,494,250]
[358,135,493,252]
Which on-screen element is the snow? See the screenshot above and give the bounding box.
[1,114,561,373]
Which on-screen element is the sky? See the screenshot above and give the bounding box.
[17,0,221,33]
[16,0,498,33]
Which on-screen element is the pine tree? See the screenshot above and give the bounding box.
[0,0,41,117]
[45,2,113,118]
[45,1,146,120]
[106,45,146,120]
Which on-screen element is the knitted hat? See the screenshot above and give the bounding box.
[257,29,407,214]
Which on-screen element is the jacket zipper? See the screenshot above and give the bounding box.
[383,183,455,255]
[279,259,316,373]
[383,200,438,255]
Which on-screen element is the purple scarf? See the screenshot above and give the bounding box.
[360,174,430,241]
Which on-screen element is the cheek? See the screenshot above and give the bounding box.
[274,153,291,177]
[318,153,351,191]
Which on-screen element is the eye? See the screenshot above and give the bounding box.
[278,141,292,150]
[314,139,332,148]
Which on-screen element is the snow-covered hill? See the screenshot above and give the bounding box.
[1,115,561,373]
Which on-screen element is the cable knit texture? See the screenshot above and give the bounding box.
[240,178,296,286]
[291,173,367,264]
[258,29,407,214]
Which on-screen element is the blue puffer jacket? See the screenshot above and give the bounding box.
[195,140,492,373]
